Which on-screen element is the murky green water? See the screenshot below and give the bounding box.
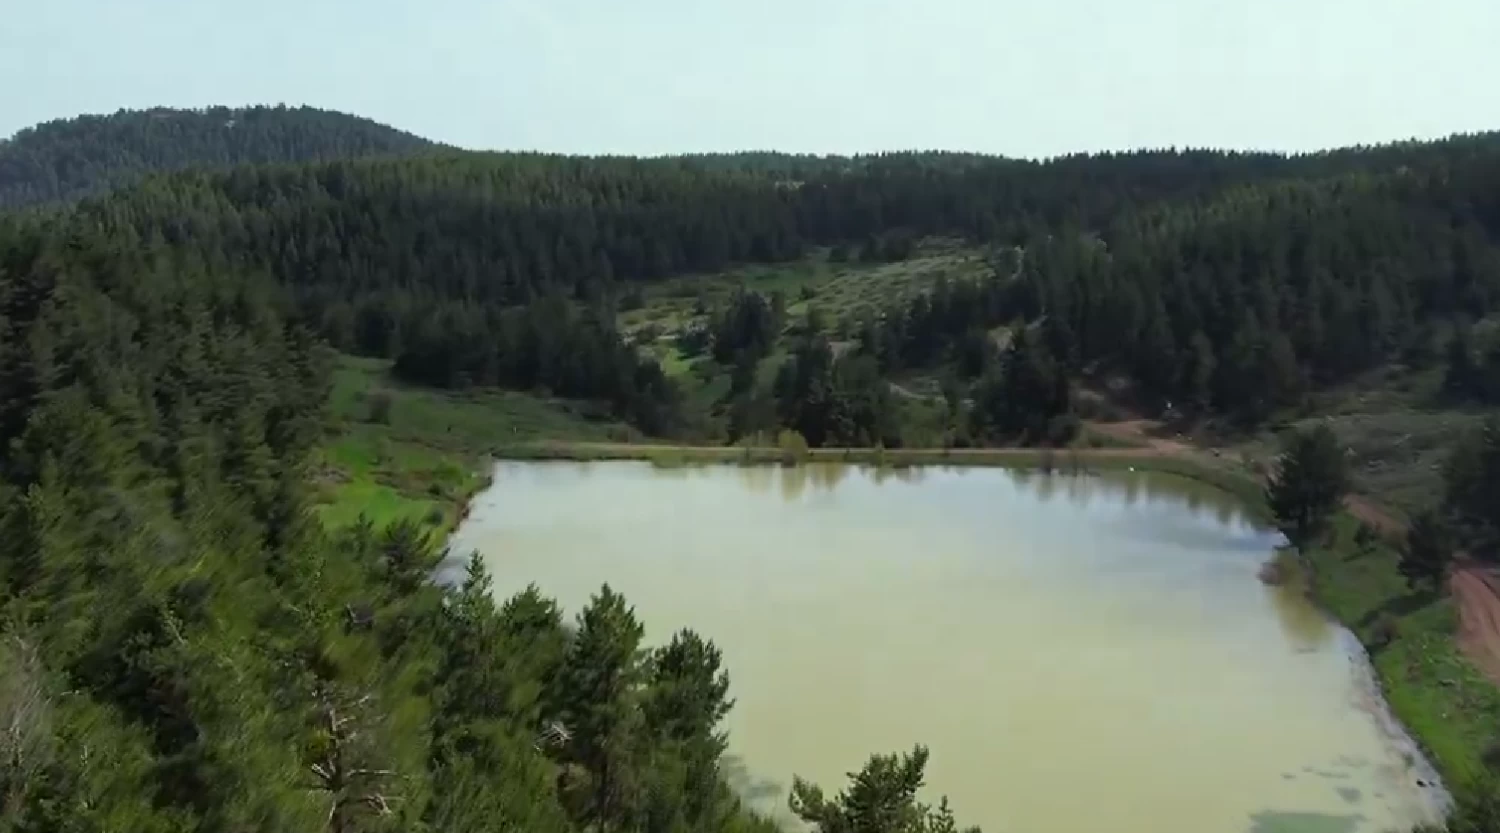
[447,462,1446,833]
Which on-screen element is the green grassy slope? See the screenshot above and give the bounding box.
[620,240,994,441]
[621,240,985,334]
[1232,366,1490,521]
[313,355,637,530]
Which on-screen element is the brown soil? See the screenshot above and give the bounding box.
[1344,494,1405,538]
[1452,561,1500,687]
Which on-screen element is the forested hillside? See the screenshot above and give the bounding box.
[48,131,1500,443]
[0,219,979,832]
[0,105,436,207]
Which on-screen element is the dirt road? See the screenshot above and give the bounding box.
[1344,494,1406,538]
[1453,562,1500,686]
[1088,419,1199,455]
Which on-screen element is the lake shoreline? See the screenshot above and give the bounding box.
[448,443,1491,820]
[491,440,1270,519]
[446,458,1446,832]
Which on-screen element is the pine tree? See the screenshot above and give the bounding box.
[643,630,733,747]
[1266,425,1350,551]
[1444,327,1483,400]
[1183,331,1217,411]
[789,745,980,833]
[1444,416,1500,559]
[1400,510,1455,592]
[554,584,647,827]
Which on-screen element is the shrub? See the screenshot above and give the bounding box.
[675,325,711,357]
[1482,738,1500,771]
[1369,613,1400,651]
[367,389,395,424]
[632,323,663,345]
[1046,414,1081,446]
[606,425,634,443]
[1258,549,1311,593]
[777,430,809,464]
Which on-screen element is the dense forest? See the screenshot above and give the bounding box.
[0,106,436,208]
[49,135,1500,429]
[39,127,1496,440]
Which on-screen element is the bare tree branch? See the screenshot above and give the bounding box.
[0,634,52,816]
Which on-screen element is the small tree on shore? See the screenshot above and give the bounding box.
[1266,425,1350,551]
[1400,509,1455,593]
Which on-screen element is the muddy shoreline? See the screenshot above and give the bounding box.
[1337,628,1452,821]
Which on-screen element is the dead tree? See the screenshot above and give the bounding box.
[534,720,572,752]
[306,687,399,833]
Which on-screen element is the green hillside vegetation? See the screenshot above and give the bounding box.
[0,105,436,208]
[614,239,994,443]
[315,355,639,530]
[33,130,1493,454]
[1231,366,1491,520]
[616,239,988,343]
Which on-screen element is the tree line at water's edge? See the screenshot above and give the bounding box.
[0,226,978,832]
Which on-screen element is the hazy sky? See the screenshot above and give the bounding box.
[4,0,1496,157]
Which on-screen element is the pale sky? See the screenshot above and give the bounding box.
[3,0,1497,158]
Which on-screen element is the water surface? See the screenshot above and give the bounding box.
[448,462,1444,833]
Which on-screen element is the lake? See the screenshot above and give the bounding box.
[446,461,1446,833]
